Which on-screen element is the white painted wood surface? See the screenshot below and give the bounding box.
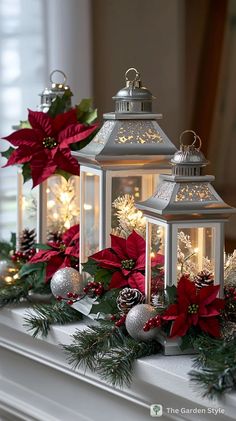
[0,305,235,421]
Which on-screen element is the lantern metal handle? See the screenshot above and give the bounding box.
[125,68,141,87]
[179,130,202,151]
[50,69,67,86]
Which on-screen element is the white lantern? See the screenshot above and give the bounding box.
[16,70,80,243]
[74,68,177,264]
[137,131,236,303]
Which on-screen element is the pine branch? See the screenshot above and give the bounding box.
[189,335,236,399]
[63,322,123,371]
[98,338,161,387]
[0,281,29,307]
[63,322,161,387]
[24,301,82,337]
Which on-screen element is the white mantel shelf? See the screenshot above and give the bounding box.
[0,305,236,421]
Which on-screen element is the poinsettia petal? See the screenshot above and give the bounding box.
[135,253,146,270]
[90,248,121,269]
[109,271,127,289]
[162,304,179,320]
[169,313,189,338]
[59,123,98,147]
[54,149,80,176]
[52,109,77,134]
[62,224,80,246]
[128,272,145,294]
[151,253,165,267]
[30,155,57,187]
[45,255,65,280]
[126,230,146,260]
[29,249,59,264]
[28,109,53,136]
[198,284,220,306]
[3,128,41,147]
[3,147,33,166]
[110,234,128,260]
[177,276,196,309]
[198,317,221,338]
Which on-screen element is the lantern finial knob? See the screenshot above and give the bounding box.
[125,67,141,88]
[171,130,208,176]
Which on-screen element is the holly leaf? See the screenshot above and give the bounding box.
[77,98,92,113]
[19,120,31,129]
[22,163,32,183]
[1,147,15,160]
[47,90,73,118]
[83,109,98,124]
[166,285,177,304]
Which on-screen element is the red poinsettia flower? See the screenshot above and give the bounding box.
[162,275,225,338]
[89,231,163,294]
[3,109,97,187]
[29,224,80,281]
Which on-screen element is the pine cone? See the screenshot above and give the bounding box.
[194,270,214,290]
[19,228,36,253]
[116,287,145,313]
[47,231,63,243]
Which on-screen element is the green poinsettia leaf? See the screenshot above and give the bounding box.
[94,268,113,288]
[1,147,15,160]
[83,109,98,124]
[91,289,121,315]
[22,163,32,183]
[19,262,45,278]
[55,168,72,181]
[77,98,92,113]
[47,90,73,118]
[10,233,16,250]
[166,285,177,304]
[19,120,31,129]
[34,243,52,250]
[82,259,99,276]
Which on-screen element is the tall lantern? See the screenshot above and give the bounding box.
[74,68,177,264]
[136,131,236,308]
[17,70,80,243]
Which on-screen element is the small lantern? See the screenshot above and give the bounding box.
[74,68,177,263]
[17,70,79,243]
[137,130,236,305]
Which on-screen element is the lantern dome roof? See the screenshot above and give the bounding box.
[136,130,236,219]
[73,68,177,168]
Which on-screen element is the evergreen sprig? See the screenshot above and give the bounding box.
[189,335,236,398]
[0,280,29,307]
[63,322,161,387]
[24,301,82,337]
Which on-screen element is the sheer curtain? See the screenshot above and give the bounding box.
[0,0,47,239]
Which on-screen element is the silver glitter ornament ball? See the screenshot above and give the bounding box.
[125,304,160,341]
[50,267,84,299]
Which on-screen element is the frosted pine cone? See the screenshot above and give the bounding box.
[117,288,145,313]
[194,270,214,290]
[19,228,36,253]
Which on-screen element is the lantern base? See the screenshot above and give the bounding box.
[156,332,197,356]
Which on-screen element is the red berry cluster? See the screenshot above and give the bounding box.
[11,248,36,263]
[83,281,104,296]
[56,291,79,305]
[143,314,162,332]
[110,314,126,327]
[224,286,236,300]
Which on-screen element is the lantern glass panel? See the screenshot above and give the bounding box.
[111,173,160,231]
[147,222,165,302]
[82,171,100,258]
[177,226,215,280]
[17,170,37,234]
[46,175,80,236]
